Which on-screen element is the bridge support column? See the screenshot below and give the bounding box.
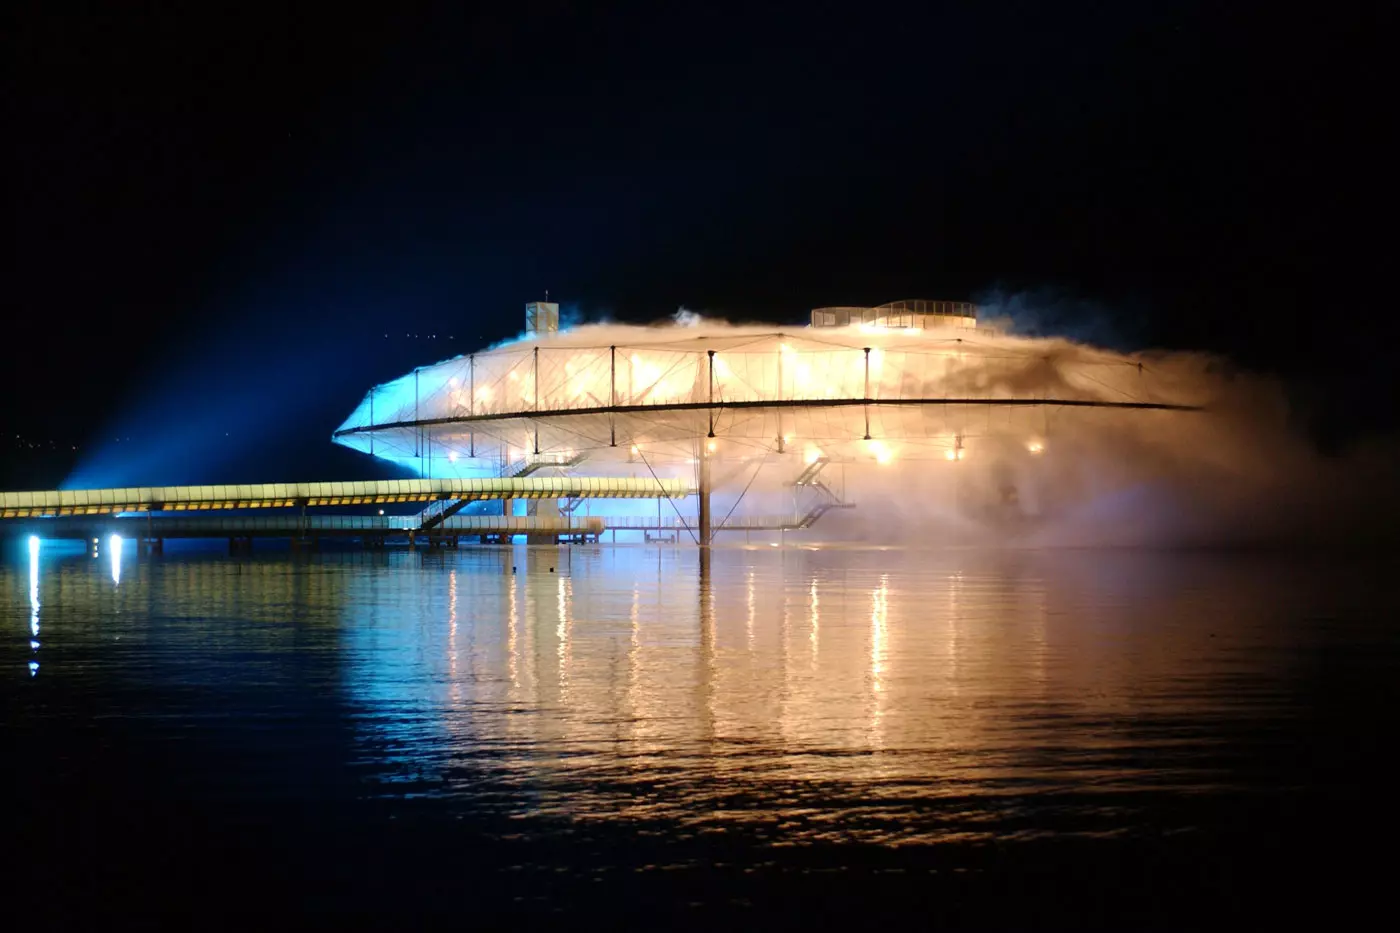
[698,444,712,547]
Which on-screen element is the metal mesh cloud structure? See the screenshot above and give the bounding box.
[332,320,1201,480]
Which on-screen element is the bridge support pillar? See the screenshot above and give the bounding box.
[698,444,712,547]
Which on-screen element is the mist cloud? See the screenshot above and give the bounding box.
[504,311,1399,550]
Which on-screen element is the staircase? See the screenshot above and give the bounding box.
[417,452,588,531]
[790,457,855,529]
[417,496,468,530]
[503,450,587,479]
[796,500,854,528]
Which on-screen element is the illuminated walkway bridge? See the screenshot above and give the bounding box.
[0,476,836,549]
[1,477,698,550]
[0,477,689,519]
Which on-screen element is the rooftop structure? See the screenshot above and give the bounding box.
[810,299,978,330]
[525,300,559,335]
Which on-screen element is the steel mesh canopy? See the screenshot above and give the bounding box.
[333,323,1200,477]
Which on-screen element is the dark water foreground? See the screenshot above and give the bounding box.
[5,542,1398,928]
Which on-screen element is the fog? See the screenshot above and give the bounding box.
[335,311,1399,550]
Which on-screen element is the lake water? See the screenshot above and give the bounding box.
[6,542,1399,927]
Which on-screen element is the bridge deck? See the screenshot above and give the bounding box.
[7,514,606,538]
[5,513,821,541]
[0,477,689,519]
[599,515,815,533]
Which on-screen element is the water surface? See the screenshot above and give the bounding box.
[6,543,1398,926]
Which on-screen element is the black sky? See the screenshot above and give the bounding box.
[4,2,1390,485]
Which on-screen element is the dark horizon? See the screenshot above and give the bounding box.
[5,3,1388,488]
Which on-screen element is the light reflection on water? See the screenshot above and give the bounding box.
[5,544,1400,849]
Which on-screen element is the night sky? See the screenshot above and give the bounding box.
[5,3,1388,487]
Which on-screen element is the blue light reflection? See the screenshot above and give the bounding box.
[28,538,40,677]
[29,537,40,637]
[110,534,123,585]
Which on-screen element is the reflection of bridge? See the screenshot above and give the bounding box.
[2,512,826,549]
[3,514,609,548]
